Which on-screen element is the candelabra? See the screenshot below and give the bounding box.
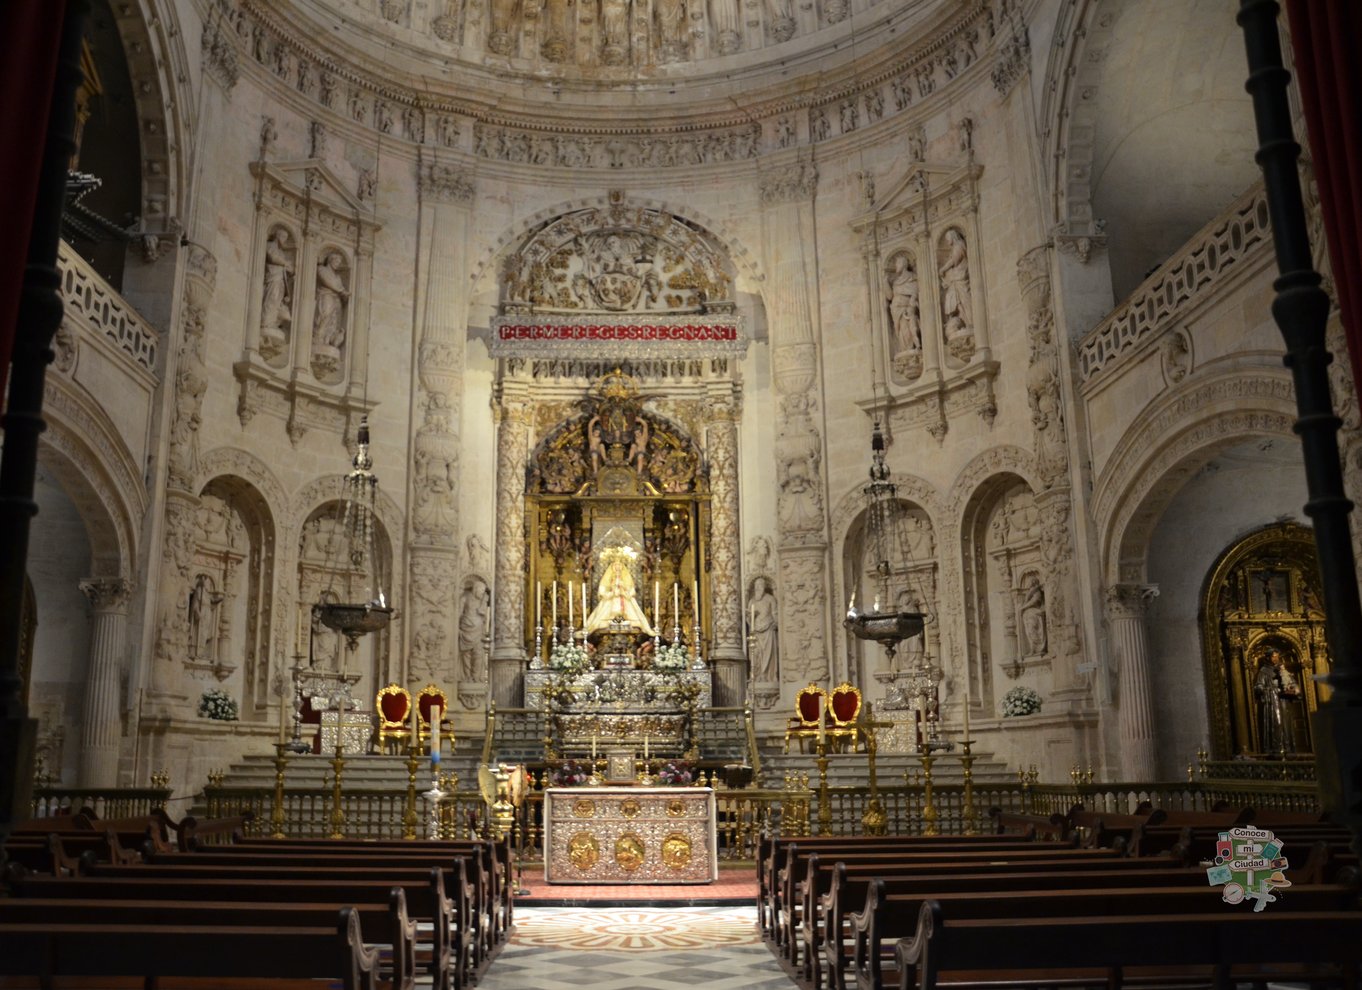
[691,617,704,668]
[269,742,289,839]
[861,725,887,835]
[532,623,544,669]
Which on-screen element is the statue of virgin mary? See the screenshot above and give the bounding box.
[584,547,656,637]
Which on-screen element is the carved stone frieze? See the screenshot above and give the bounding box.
[777,549,829,683]
[167,244,217,493]
[202,19,240,92]
[407,550,461,684]
[990,17,1029,96]
[1017,245,1068,490]
[759,161,818,205]
[419,160,475,203]
[774,392,825,539]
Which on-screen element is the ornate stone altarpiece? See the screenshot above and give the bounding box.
[1201,522,1330,758]
[544,786,718,884]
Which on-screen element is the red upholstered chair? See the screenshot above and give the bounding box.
[784,683,827,753]
[416,684,453,753]
[375,683,412,753]
[826,682,863,753]
[298,694,323,754]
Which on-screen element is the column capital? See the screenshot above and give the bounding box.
[80,578,133,613]
[1104,583,1159,621]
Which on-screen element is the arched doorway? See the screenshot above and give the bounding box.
[1200,522,1328,757]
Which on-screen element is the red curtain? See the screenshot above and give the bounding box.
[0,0,70,385]
[1285,0,1362,417]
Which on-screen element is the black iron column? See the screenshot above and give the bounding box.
[1238,0,1362,855]
[0,0,88,848]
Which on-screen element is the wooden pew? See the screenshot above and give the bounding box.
[1067,807,1166,851]
[758,833,1065,938]
[986,808,1067,840]
[228,835,512,945]
[12,870,457,990]
[0,889,416,990]
[800,860,1209,990]
[878,900,1362,990]
[176,811,255,849]
[0,907,381,990]
[765,836,1074,946]
[777,845,1119,960]
[810,857,1212,990]
[160,843,496,971]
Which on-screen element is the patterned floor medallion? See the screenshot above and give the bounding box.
[508,906,762,951]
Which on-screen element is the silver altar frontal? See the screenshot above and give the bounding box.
[543,786,718,884]
[525,667,712,747]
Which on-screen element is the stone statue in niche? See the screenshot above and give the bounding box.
[886,254,922,379]
[710,0,742,55]
[1018,572,1047,656]
[311,251,350,379]
[459,575,491,681]
[187,573,222,662]
[748,577,779,683]
[656,0,687,60]
[938,228,975,359]
[259,227,295,361]
[765,0,795,42]
[600,0,630,64]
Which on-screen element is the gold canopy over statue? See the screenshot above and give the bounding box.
[584,546,656,637]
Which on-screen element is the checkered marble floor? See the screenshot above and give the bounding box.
[479,906,796,990]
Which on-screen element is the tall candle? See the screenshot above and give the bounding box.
[591,733,597,759]
[278,684,288,743]
[962,686,971,738]
[411,701,419,749]
[568,581,574,628]
[552,582,558,627]
[536,581,542,627]
[431,706,442,759]
[581,583,587,624]
[673,583,680,627]
[654,581,660,623]
[644,735,649,760]
[692,580,699,619]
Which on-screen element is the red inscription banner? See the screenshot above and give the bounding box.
[497,324,738,342]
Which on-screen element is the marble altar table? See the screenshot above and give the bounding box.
[543,786,718,884]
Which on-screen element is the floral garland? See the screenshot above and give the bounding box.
[657,759,694,785]
[549,641,590,675]
[198,687,239,721]
[652,641,690,672]
[1000,686,1042,717]
[550,759,592,786]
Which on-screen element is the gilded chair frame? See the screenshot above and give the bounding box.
[784,683,827,754]
[826,681,863,753]
[416,683,452,749]
[375,683,413,753]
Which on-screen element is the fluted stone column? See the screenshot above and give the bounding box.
[79,578,132,786]
[489,396,532,706]
[1105,584,1160,780]
[705,385,745,705]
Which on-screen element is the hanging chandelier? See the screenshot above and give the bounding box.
[313,416,393,651]
[843,421,926,665]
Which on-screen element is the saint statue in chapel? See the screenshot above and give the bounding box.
[583,547,657,637]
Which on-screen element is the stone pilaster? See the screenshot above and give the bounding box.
[705,386,745,705]
[760,159,833,688]
[407,160,475,699]
[1105,584,1160,780]
[489,397,532,706]
[78,578,132,786]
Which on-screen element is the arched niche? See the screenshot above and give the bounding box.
[1200,523,1326,760]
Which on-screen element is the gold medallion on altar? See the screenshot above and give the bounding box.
[661,832,692,870]
[573,798,596,818]
[666,799,686,818]
[568,832,600,871]
[620,798,641,819]
[615,832,645,871]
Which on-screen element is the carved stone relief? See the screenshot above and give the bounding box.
[167,245,216,492]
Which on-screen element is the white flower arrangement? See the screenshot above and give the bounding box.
[1000,686,1042,718]
[549,641,590,675]
[653,642,691,672]
[198,687,239,721]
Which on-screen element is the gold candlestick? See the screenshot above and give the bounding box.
[861,726,887,836]
[815,736,833,835]
[920,750,939,836]
[959,739,978,836]
[269,742,288,839]
[402,740,421,840]
[328,741,346,839]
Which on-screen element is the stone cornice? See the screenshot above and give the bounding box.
[224,0,1008,166]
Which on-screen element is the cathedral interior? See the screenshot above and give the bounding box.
[5,0,1360,839]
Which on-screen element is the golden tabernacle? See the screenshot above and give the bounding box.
[543,786,718,884]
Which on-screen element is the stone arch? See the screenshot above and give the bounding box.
[40,378,146,580]
[469,192,766,303]
[196,447,289,519]
[1095,371,1299,586]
